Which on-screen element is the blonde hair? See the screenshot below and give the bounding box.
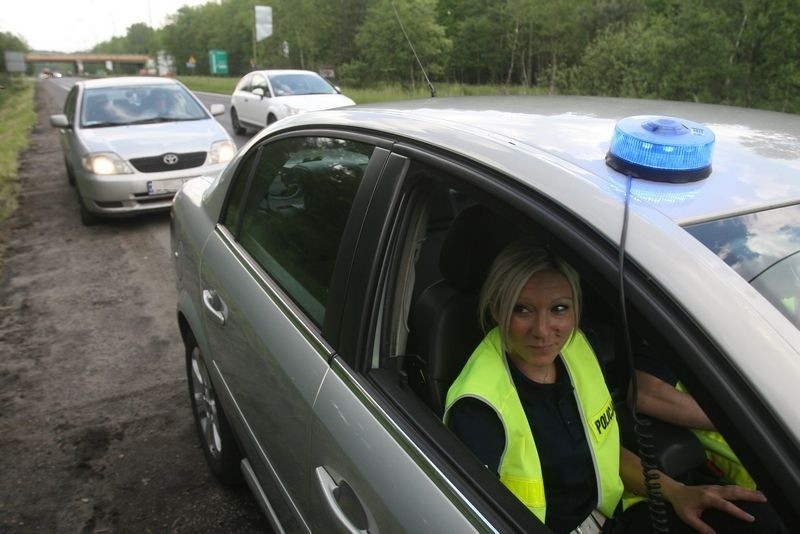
[478,239,581,350]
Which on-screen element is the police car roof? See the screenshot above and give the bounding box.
[291,95,800,227]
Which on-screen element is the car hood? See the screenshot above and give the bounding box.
[78,119,229,158]
[278,94,355,112]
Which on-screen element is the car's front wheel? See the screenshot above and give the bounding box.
[230,108,246,135]
[77,194,99,226]
[64,157,76,186]
[185,332,243,485]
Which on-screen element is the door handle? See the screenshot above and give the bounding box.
[202,289,227,326]
[314,466,369,534]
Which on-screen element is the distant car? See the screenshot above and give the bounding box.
[229,69,355,134]
[50,76,236,225]
[171,96,800,531]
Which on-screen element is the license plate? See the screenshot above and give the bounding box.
[147,178,185,195]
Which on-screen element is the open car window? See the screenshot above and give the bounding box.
[352,153,795,528]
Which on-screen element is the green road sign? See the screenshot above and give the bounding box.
[209,50,229,75]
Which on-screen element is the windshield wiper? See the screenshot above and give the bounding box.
[83,121,126,128]
[126,117,174,125]
[126,116,204,125]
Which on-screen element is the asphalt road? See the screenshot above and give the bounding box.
[0,79,268,532]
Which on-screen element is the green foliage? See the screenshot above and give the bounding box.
[436,0,512,85]
[161,4,218,75]
[84,0,799,114]
[567,0,800,112]
[94,23,159,56]
[345,0,451,88]
[0,78,36,222]
[569,17,677,98]
[728,0,800,113]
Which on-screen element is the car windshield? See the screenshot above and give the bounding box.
[686,204,800,328]
[80,85,208,127]
[268,73,337,96]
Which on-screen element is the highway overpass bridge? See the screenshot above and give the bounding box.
[25,52,151,75]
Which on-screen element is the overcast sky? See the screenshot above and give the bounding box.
[1,0,212,53]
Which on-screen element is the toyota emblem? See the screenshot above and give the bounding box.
[163,153,179,165]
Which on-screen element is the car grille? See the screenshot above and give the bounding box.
[129,152,207,173]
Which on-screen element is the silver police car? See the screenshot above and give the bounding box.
[50,76,236,225]
[170,96,800,532]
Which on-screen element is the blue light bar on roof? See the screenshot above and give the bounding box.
[606,116,715,183]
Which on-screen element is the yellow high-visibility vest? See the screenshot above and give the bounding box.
[445,328,624,522]
[676,382,756,489]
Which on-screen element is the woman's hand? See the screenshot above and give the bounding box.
[662,481,767,534]
[620,448,768,534]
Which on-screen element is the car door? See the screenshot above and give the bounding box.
[198,131,388,530]
[58,86,80,171]
[238,72,269,127]
[307,143,800,531]
[307,152,548,532]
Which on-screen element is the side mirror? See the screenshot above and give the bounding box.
[50,114,69,128]
[209,103,225,116]
[252,87,266,98]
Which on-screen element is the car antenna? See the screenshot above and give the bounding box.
[617,175,670,532]
[390,0,436,98]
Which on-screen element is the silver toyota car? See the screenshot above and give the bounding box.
[171,96,800,532]
[50,76,236,225]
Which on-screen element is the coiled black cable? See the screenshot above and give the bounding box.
[618,175,669,532]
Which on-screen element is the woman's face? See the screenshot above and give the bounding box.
[505,270,576,371]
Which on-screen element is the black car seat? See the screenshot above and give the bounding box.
[411,204,522,416]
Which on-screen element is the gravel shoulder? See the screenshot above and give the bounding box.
[0,82,267,532]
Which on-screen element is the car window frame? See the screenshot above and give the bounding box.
[251,73,268,93]
[330,147,583,530]
[217,127,394,342]
[64,86,78,125]
[235,73,253,92]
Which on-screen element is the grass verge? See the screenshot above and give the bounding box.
[0,77,36,221]
[0,75,37,273]
[177,76,546,103]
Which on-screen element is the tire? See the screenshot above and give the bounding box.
[230,108,246,135]
[267,114,277,126]
[185,333,243,485]
[64,158,76,186]
[77,194,100,226]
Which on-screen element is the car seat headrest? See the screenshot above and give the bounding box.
[438,204,520,292]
